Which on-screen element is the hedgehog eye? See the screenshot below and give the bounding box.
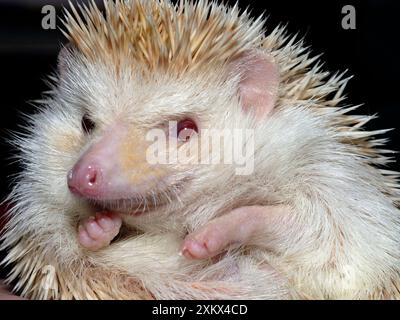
[177,119,198,143]
[81,113,96,135]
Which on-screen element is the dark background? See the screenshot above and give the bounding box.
[0,0,399,279]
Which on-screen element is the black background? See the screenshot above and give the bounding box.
[0,0,399,279]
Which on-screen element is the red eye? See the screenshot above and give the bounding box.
[177,119,199,142]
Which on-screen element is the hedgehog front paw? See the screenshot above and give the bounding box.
[181,205,289,260]
[78,212,122,251]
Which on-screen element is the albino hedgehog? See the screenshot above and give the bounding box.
[1,0,400,300]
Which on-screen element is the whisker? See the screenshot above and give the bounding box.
[84,171,191,215]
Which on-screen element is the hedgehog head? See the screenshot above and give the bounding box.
[37,0,281,226]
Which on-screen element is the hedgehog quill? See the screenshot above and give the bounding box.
[1,0,400,299]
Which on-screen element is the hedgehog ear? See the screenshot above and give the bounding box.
[232,51,280,119]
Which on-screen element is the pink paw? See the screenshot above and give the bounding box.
[181,206,288,260]
[78,212,122,251]
[182,222,228,260]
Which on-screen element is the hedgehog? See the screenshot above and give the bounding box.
[1,0,400,300]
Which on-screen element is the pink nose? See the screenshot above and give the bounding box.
[66,123,142,201]
[68,163,103,198]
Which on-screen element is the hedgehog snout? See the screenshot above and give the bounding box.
[67,163,103,198]
[66,122,167,202]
